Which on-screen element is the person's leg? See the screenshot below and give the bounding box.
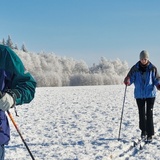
[146,97,155,138]
[136,98,146,137]
[0,145,5,160]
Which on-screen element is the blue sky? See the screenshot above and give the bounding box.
[0,0,160,70]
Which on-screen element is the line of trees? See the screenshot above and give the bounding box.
[15,50,129,87]
[1,36,129,87]
[2,35,28,52]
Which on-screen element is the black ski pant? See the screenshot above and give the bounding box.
[136,98,155,137]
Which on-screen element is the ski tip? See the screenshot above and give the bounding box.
[139,145,143,150]
[133,141,137,147]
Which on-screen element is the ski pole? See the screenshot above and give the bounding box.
[118,85,127,141]
[7,110,35,160]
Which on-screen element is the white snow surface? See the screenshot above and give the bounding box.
[4,85,160,160]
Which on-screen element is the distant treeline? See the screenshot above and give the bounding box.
[15,49,129,87]
[1,35,129,87]
[1,35,28,52]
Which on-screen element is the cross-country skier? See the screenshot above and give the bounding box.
[124,50,160,142]
[0,44,36,159]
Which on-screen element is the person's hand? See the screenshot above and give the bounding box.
[156,84,160,90]
[124,76,130,86]
[0,93,14,111]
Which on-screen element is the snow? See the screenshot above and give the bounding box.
[4,85,160,160]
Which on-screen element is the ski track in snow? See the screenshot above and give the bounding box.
[4,85,160,160]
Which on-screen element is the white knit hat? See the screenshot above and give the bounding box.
[139,50,149,60]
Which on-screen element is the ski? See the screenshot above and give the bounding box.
[116,134,159,159]
[140,134,159,150]
[119,137,146,157]
[139,137,152,150]
[118,146,134,157]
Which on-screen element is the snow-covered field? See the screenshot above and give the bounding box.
[4,85,160,160]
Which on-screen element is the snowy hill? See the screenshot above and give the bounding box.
[5,85,160,160]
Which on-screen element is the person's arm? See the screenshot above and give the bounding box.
[5,47,37,105]
[124,64,137,86]
[152,66,160,90]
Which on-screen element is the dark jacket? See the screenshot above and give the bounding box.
[0,44,36,145]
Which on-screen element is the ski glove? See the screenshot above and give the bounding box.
[124,76,130,86]
[156,84,160,90]
[0,93,14,111]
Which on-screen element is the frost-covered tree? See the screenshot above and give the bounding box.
[6,35,14,49]
[2,38,5,45]
[14,44,18,50]
[13,48,129,87]
[21,43,28,52]
[73,60,89,74]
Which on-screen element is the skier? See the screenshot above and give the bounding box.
[0,44,36,159]
[124,50,160,142]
